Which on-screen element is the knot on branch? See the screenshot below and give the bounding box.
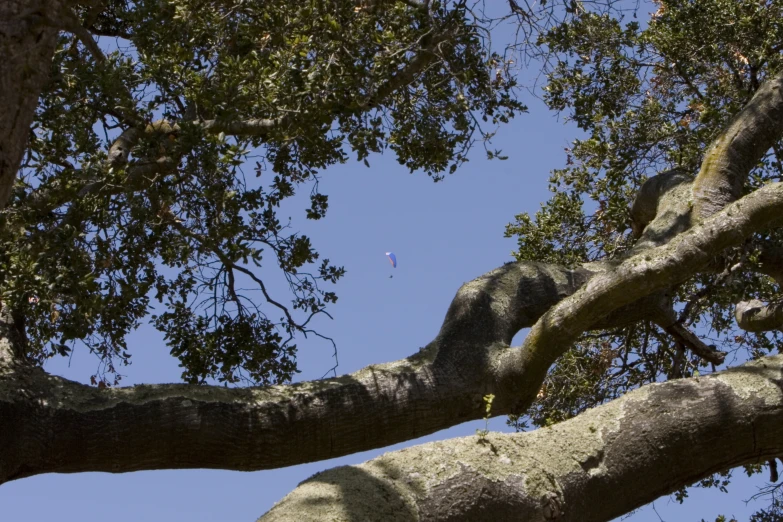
[439,262,591,350]
[541,491,563,520]
[735,299,783,332]
[630,169,692,239]
[756,244,783,285]
[107,127,141,166]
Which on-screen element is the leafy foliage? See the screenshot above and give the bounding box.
[508,0,783,424]
[750,494,783,522]
[506,0,783,507]
[8,0,524,385]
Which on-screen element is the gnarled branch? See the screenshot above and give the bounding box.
[0,261,593,484]
[261,355,783,521]
[495,182,783,409]
[3,181,782,483]
[693,70,783,221]
[735,298,783,332]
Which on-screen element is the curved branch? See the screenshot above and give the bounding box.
[658,320,727,365]
[495,182,783,409]
[3,183,782,483]
[650,304,726,364]
[693,70,783,221]
[261,355,783,521]
[0,260,596,484]
[735,298,783,332]
[57,8,105,64]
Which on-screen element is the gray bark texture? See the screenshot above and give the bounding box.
[2,6,783,522]
[2,179,780,484]
[261,355,783,522]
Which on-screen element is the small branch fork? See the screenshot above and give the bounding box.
[653,309,727,365]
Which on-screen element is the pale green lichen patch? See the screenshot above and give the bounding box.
[261,464,418,522]
[354,407,620,508]
[713,355,783,406]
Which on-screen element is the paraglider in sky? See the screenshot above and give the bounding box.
[385,252,397,268]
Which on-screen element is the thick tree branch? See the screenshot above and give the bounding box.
[0,261,596,484]
[735,298,783,332]
[4,9,783,505]
[3,183,782,483]
[261,355,783,521]
[495,182,783,409]
[692,70,783,221]
[0,0,63,209]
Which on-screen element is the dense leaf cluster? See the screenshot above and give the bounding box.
[508,0,783,429]
[7,0,523,385]
[504,4,783,512]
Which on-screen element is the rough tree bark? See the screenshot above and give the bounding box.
[2,5,783,522]
[255,68,783,518]
[0,0,66,209]
[2,178,781,484]
[262,355,783,522]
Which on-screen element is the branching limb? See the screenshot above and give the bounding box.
[693,70,783,221]
[2,182,781,483]
[58,8,105,64]
[166,220,302,330]
[735,298,783,332]
[0,255,601,484]
[496,182,783,409]
[261,355,783,521]
[26,21,457,214]
[649,302,727,365]
[658,319,727,365]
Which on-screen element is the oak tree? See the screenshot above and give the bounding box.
[2,1,783,521]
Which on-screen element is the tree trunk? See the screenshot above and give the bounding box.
[0,0,62,208]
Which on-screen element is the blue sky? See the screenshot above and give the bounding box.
[3,89,773,522]
[2,13,776,522]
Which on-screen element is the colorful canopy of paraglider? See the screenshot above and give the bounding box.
[385,252,397,268]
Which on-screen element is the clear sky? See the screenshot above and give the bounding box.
[2,18,774,522]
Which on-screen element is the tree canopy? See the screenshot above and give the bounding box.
[2,0,783,520]
[507,0,783,428]
[3,0,522,386]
